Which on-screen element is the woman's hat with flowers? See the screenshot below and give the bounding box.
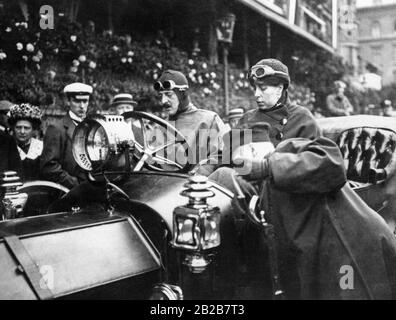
[8,103,42,128]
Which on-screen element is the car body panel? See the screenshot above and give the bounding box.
[0,209,162,299]
[49,171,234,232]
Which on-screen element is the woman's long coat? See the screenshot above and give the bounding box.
[256,137,396,299]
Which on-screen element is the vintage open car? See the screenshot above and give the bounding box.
[0,112,395,300]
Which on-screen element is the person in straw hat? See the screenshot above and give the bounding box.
[111,93,137,116]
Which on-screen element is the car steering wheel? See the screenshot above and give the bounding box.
[123,111,192,173]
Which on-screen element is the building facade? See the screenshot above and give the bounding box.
[357,0,396,85]
[338,0,359,75]
[237,0,337,53]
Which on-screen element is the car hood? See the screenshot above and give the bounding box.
[49,172,234,230]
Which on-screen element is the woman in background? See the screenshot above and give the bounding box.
[8,103,43,181]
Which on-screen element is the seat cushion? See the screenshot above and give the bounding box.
[337,127,396,183]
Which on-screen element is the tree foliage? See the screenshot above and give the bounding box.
[292,49,352,110]
[0,0,332,118]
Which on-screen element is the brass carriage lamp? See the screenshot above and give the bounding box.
[171,175,221,273]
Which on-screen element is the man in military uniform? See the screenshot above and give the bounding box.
[153,69,228,175]
[40,82,93,189]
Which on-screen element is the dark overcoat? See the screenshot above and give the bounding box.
[256,137,396,299]
[0,130,22,175]
[237,102,321,147]
[40,114,86,189]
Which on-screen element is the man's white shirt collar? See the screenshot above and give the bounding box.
[69,111,83,124]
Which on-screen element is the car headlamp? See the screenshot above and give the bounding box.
[73,115,135,172]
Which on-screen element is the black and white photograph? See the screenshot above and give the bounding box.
[1,0,396,306]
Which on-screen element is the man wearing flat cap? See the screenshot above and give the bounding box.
[40,82,93,189]
[153,69,227,175]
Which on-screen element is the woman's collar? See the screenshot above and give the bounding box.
[259,102,289,118]
[17,138,43,160]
